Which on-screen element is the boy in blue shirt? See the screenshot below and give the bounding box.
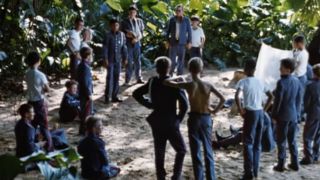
[25,52,53,151]
[235,59,273,179]
[59,80,80,122]
[77,47,94,135]
[272,58,302,172]
[300,64,320,165]
[78,116,120,179]
[15,104,39,157]
[103,18,128,104]
[133,56,188,180]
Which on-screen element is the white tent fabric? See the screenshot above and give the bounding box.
[255,43,293,91]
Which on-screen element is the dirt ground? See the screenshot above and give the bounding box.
[1,67,320,180]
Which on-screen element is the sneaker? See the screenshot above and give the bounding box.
[136,79,145,84]
[112,98,123,103]
[300,157,313,165]
[288,163,299,171]
[273,165,285,172]
[212,141,221,150]
[240,174,253,180]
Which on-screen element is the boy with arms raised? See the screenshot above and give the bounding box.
[164,57,225,180]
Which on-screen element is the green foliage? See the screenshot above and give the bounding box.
[0,0,319,95]
[0,154,24,180]
[0,147,82,179]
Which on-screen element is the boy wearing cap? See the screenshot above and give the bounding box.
[103,18,128,104]
[121,4,145,85]
[190,15,205,58]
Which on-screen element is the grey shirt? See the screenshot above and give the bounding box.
[25,68,48,102]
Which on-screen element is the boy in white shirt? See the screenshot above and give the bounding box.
[190,15,205,58]
[67,17,84,79]
[25,52,53,151]
[235,59,273,180]
[293,35,309,121]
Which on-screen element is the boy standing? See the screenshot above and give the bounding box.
[59,80,80,123]
[67,17,84,79]
[272,59,302,172]
[300,64,320,165]
[190,15,205,58]
[25,52,53,151]
[164,57,225,180]
[292,35,309,121]
[235,59,273,179]
[133,57,188,180]
[15,104,39,157]
[78,116,120,179]
[77,47,94,135]
[103,18,128,104]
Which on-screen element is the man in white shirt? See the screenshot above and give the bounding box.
[68,17,84,79]
[292,35,309,121]
[190,15,205,58]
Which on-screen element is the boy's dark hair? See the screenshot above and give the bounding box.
[244,59,256,74]
[86,116,101,130]
[25,51,41,67]
[80,47,91,59]
[293,35,305,44]
[313,64,320,78]
[155,56,171,75]
[109,18,119,25]
[188,57,203,74]
[281,58,296,73]
[75,17,83,24]
[65,80,78,89]
[18,104,33,117]
[175,4,184,11]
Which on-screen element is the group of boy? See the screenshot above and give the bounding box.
[15,3,320,180]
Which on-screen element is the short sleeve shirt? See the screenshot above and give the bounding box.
[26,68,48,102]
[191,27,205,47]
[236,77,265,111]
[293,49,309,77]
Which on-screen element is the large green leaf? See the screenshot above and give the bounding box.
[0,154,24,180]
[190,0,203,11]
[237,0,249,7]
[151,1,169,15]
[105,0,123,12]
[119,0,132,10]
[281,0,306,11]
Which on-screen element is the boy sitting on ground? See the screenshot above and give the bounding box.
[59,80,80,123]
[15,104,39,158]
[78,116,120,179]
